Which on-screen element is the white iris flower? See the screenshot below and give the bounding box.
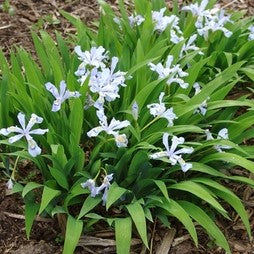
[128,14,145,27]
[6,178,14,190]
[147,92,177,126]
[89,57,127,109]
[87,108,130,147]
[149,55,189,88]
[193,83,209,116]
[205,128,231,152]
[182,0,210,17]
[180,34,203,57]
[152,8,184,43]
[131,101,139,121]
[81,174,113,205]
[45,81,81,112]
[248,25,254,41]
[74,45,108,69]
[0,113,48,157]
[150,133,194,172]
[182,0,233,39]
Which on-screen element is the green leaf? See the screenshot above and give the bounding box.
[51,206,67,217]
[12,183,24,194]
[169,181,227,215]
[158,198,198,246]
[153,180,170,201]
[174,61,244,116]
[202,152,254,174]
[78,195,101,219]
[69,99,83,149]
[106,182,127,210]
[49,167,69,190]
[193,178,251,239]
[126,201,149,248]
[25,200,39,239]
[178,201,231,254]
[63,215,83,254]
[39,186,61,214]
[115,217,132,254]
[22,182,43,198]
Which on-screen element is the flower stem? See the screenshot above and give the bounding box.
[141,116,160,132]
[11,155,20,180]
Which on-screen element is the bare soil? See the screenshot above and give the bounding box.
[1,0,254,253]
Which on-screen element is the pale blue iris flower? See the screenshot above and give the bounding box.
[193,83,209,116]
[74,46,109,85]
[75,45,108,69]
[180,34,203,57]
[87,107,130,148]
[248,25,254,41]
[128,14,145,27]
[152,8,183,43]
[150,133,194,172]
[147,92,177,126]
[81,174,113,205]
[205,128,231,152]
[45,81,81,112]
[131,101,139,121]
[89,57,127,109]
[182,0,233,39]
[0,113,48,157]
[149,55,189,88]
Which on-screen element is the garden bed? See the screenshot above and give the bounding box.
[1,0,254,253]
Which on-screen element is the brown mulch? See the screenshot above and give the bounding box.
[1,171,254,253]
[1,0,254,253]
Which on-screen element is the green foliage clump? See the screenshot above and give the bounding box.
[1,0,254,253]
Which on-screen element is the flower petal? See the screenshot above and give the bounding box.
[27,139,41,157]
[8,134,24,143]
[59,80,67,97]
[114,134,128,147]
[29,128,49,135]
[52,99,62,112]
[0,128,11,136]
[218,128,228,140]
[17,112,26,129]
[45,82,59,98]
[87,126,104,137]
[26,114,43,131]
[150,151,168,160]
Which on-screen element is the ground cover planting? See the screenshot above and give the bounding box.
[1,0,254,253]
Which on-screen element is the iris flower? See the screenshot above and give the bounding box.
[205,128,231,152]
[193,83,209,116]
[152,8,183,43]
[89,57,127,109]
[150,133,194,172]
[182,0,233,39]
[87,108,130,147]
[147,92,177,126]
[180,34,203,57]
[75,45,108,69]
[128,14,145,27]
[45,81,81,112]
[149,55,189,88]
[81,174,113,205]
[0,113,48,157]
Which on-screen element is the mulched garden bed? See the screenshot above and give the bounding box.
[1,0,254,253]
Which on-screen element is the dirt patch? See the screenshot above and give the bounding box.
[0,176,62,254]
[0,0,100,57]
